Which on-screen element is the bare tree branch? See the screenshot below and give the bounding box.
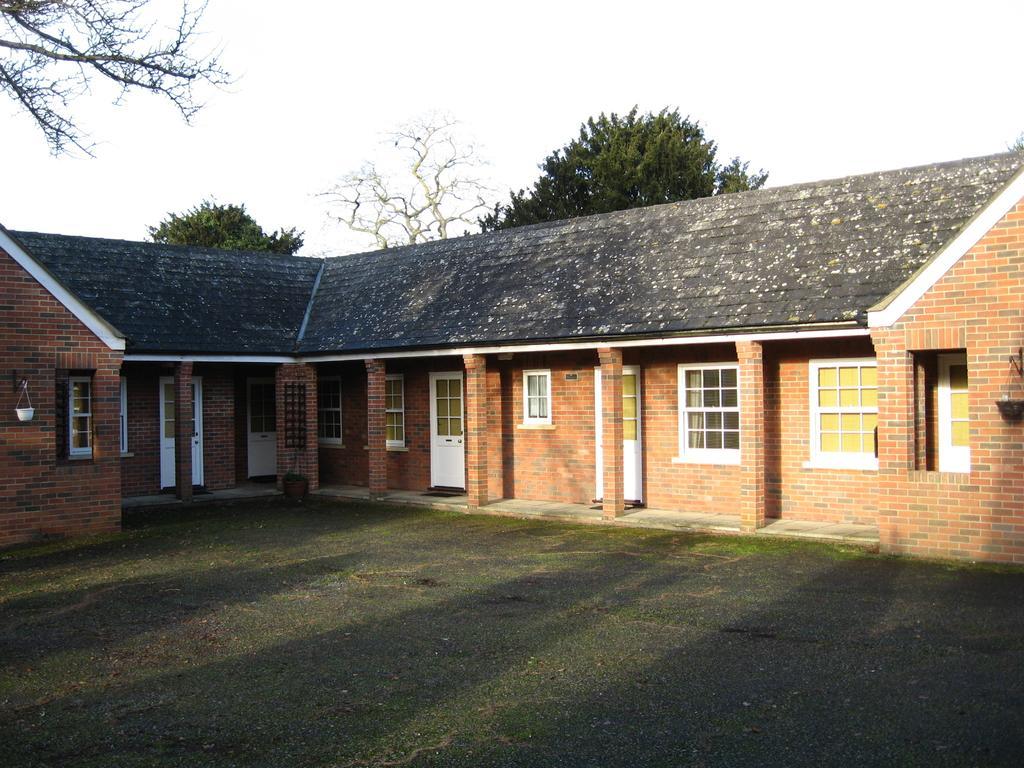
[322,114,493,250]
[1,0,230,154]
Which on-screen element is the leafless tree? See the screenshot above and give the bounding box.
[1011,132,1024,153]
[323,114,493,250]
[0,0,229,154]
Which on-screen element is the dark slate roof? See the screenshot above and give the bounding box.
[10,152,1023,355]
[12,232,322,354]
[299,151,1024,354]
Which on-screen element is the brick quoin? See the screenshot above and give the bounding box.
[0,246,122,546]
[275,363,319,491]
[737,341,767,532]
[598,347,625,519]
[173,362,193,501]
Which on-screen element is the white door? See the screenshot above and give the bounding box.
[938,353,970,473]
[595,366,643,502]
[159,376,204,488]
[429,372,465,489]
[247,377,277,478]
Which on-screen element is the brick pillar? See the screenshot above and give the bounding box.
[737,341,766,532]
[871,330,913,554]
[599,347,624,519]
[365,359,387,500]
[274,364,319,491]
[464,354,490,508]
[174,361,194,501]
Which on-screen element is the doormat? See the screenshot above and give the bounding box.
[590,502,642,511]
[248,475,277,484]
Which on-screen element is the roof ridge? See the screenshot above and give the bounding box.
[11,229,327,265]
[323,151,1024,263]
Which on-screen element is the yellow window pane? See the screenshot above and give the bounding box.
[623,421,638,440]
[951,421,969,447]
[860,367,877,387]
[839,367,859,387]
[820,432,841,452]
[164,419,175,439]
[437,418,448,436]
[623,397,637,418]
[449,418,463,436]
[622,375,636,396]
[950,364,968,391]
[387,425,398,442]
[437,399,449,417]
[819,389,838,407]
[861,388,877,407]
[841,413,861,432]
[818,368,837,387]
[839,388,859,407]
[820,413,840,432]
[863,413,877,432]
[842,433,862,452]
[449,380,461,397]
[865,430,876,455]
[436,380,448,397]
[951,392,969,420]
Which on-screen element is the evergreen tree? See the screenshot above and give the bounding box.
[481,108,767,231]
[150,201,304,255]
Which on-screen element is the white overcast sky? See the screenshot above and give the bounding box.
[2,0,1023,256]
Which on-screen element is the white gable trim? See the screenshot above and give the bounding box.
[0,228,126,351]
[868,164,1024,328]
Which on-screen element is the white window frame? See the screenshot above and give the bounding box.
[937,353,970,473]
[675,363,741,465]
[317,376,343,444]
[119,376,128,454]
[522,369,553,425]
[807,358,878,471]
[68,375,93,458]
[385,374,406,448]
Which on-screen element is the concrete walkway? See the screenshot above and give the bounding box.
[123,482,280,509]
[314,484,879,547]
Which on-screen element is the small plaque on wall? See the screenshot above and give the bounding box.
[565,372,579,381]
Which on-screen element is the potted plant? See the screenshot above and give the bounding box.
[282,471,308,499]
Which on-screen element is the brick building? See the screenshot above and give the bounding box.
[2,152,1023,561]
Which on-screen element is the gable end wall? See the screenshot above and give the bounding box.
[0,246,123,546]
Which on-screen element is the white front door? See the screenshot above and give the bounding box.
[247,377,277,478]
[938,353,970,473]
[595,366,643,503]
[159,376,204,488]
[429,372,465,489]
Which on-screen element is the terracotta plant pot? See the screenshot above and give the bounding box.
[283,476,308,499]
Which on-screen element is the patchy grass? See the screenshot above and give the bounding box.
[2,498,1023,767]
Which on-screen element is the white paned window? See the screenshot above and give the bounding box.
[808,359,878,470]
[317,376,342,443]
[523,370,552,425]
[119,376,128,454]
[677,365,740,464]
[385,374,405,447]
[938,353,970,473]
[69,376,93,458]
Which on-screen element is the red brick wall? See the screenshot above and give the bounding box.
[871,198,1024,563]
[0,246,123,546]
[764,337,880,526]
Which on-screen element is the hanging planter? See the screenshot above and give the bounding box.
[996,349,1024,422]
[14,376,34,422]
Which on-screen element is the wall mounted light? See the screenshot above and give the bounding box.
[12,372,34,422]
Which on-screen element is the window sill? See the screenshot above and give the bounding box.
[672,453,740,466]
[319,441,345,449]
[120,452,134,458]
[517,423,555,430]
[386,445,408,452]
[802,457,878,472]
[67,454,93,462]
